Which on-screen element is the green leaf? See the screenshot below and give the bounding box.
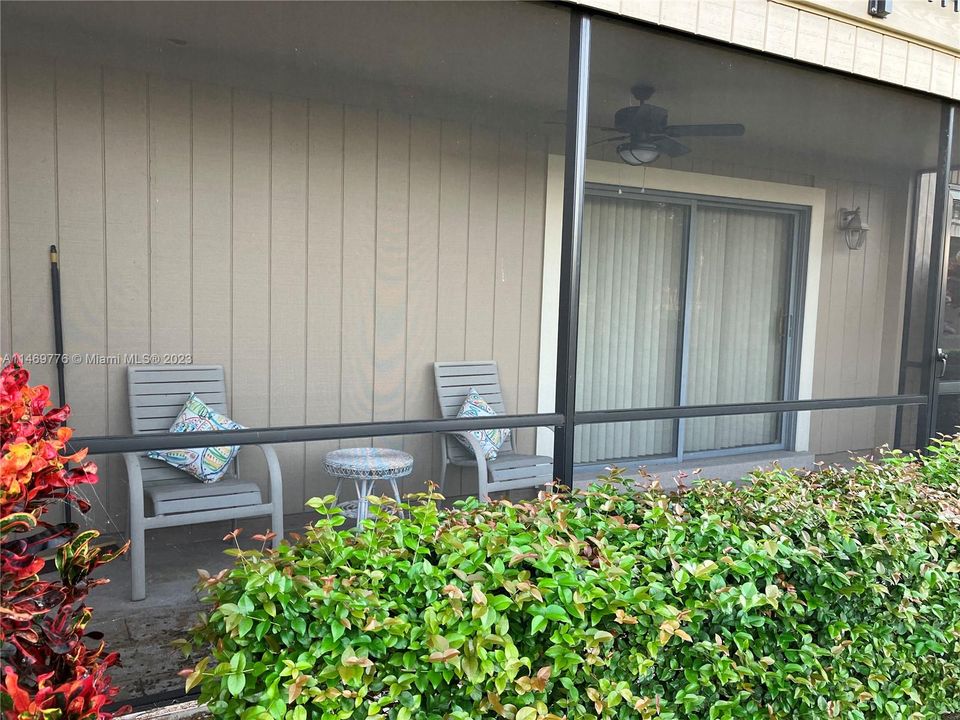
[531,614,547,635]
[227,672,246,696]
[543,604,568,622]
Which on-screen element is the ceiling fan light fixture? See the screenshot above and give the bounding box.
[617,142,660,166]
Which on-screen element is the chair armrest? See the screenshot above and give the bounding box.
[451,431,488,489]
[122,452,146,521]
[250,444,283,504]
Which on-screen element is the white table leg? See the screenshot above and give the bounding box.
[353,477,365,525]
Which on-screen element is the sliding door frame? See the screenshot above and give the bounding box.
[580,183,809,464]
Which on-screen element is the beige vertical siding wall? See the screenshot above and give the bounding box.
[1,50,922,535]
[0,53,548,532]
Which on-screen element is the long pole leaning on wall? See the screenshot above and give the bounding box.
[919,104,956,448]
[50,245,72,524]
[553,10,591,485]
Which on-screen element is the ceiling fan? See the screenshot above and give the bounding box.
[595,84,745,166]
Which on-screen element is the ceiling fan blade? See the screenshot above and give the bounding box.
[664,123,745,137]
[652,136,691,157]
[589,134,629,147]
[543,120,622,133]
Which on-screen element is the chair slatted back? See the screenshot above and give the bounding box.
[434,361,513,462]
[127,365,234,484]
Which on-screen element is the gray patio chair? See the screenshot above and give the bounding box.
[434,361,553,499]
[122,365,282,601]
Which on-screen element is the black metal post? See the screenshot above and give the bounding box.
[919,104,956,447]
[49,245,67,408]
[553,10,591,484]
[50,244,71,524]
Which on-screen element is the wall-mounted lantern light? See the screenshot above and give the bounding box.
[838,207,869,250]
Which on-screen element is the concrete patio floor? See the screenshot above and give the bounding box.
[89,512,318,704]
[90,449,876,704]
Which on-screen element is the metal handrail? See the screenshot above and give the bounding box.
[574,394,926,424]
[73,394,927,455]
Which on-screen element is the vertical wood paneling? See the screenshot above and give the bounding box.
[340,107,378,433]
[5,56,57,392]
[810,178,839,450]
[304,102,344,500]
[402,117,441,494]
[846,184,873,451]
[191,84,232,370]
[269,95,308,515]
[433,121,472,496]
[436,122,471,363]
[808,174,903,454]
[464,127,499,360]
[103,68,150,531]
[148,76,192,354]
[55,64,107,442]
[3,57,550,515]
[517,137,548,453]
[1,65,11,357]
[852,184,885,450]
[831,183,863,450]
[231,90,271,490]
[870,182,893,437]
[493,132,528,423]
[55,64,109,528]
[840,185,867,395]
[373,111,410,454]
[875,187,909,446]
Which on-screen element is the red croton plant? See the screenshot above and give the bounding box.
[1,356,128,720]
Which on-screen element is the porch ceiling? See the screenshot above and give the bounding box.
[1,1,570,129]
[2,1,942,176]
[587,20,942,178]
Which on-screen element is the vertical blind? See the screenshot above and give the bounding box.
[576,193,794,464]
[685,207,792,451]
[575,196,686,462]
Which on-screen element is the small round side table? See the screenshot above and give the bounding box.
[323,447,412,524]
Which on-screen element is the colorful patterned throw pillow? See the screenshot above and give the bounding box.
[147,393,244,483]
[455,388,510,461]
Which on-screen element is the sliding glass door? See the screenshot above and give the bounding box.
[574,195,687,463]
[575,187,801,465]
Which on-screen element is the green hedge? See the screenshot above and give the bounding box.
[183,439,960,720]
